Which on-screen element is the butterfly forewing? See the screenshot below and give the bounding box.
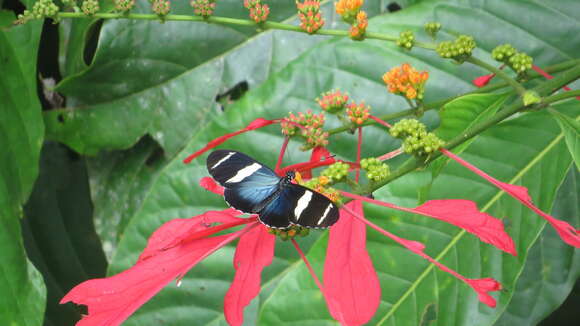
[208,150,280,215]
[207,150,278,187]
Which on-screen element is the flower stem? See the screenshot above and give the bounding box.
[362,63,580,194]
[327,59,578,137]
[466,56,527,96]
[55,12,437,48]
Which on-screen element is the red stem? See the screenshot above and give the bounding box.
[378,148,403,161]
[369,114,393,128]
[356,127,362,182]
[275,136,290,172]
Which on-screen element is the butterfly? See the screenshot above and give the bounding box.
[206,150,339,229]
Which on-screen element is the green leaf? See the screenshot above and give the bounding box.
[22,143,108,326]
[549,108,580,170]
[432,93,508,177]
[258,100,576,325]
[80,0,579,325]
[44,1,387,156]
[58,0,116,77]
[88,136,166,259]
[0,16,46,326]
[495,167,580,326]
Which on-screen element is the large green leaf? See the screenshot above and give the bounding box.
[0,12,46,326]
[87,136,166,259]
[22,143,108,326]
[432,93,508,178]
[79,0,579,325]
[81,0,389,258]
[495,168,580,326]
[258,100,576,325]
[45,0,388,156]
[549,108,580,170]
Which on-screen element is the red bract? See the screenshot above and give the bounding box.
[224,225,275,326]
[61,210,258,326]
[531,65,580,100]
[441,148,580,247]
[472,73,496,87]
[324,200,381,325]
[340,204,503,308]
[183,118,279,163]
[278,146,336,177]
[341,192,517,255]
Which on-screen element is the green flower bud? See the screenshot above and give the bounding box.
[523,90,541,106]
[424,22,441,39]
[321,162,350,182]
[397,30,415,50]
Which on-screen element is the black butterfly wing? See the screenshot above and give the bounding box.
[207,150,279,187]
[259,183,339,229]
[207,150,281,215]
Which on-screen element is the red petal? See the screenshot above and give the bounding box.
[61,221,257,326]
[441,148,580,247]
[466,278,502,308]
[183,118,278,163]
[200,176,225,195]
[275,136,290,172]
[340,204,501,308]
[324,201,381,325]
[414,200,517,255]
[291,239,347,324]
[138,209,242,262]
[224,226,275,326]
[278,146,336,177]
[472,74,495,87]
[341,192,516,255]
[356,127,362,182]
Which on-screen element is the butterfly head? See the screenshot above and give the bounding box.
[282,171,296,185]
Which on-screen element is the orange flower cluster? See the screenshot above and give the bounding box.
[244,0,269,23]
[349,11,368,40]
[335,0,363,20]
[191,0,216,17]
[346,101,370,125]
[296,0,324,34]
[382,63,429,100]
[299,173,341,202]
[281,110,325,136]
[317,89,349,113]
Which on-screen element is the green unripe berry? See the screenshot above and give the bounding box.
[436,35,476,62]
[492,44,517,62]
[424,22,441,39]
[509,52,533,74]
[397,30,415,50]
[321,162,350,182]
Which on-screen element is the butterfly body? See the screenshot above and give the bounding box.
[207,150,339,229]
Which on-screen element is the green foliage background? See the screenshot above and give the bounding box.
[0,0,578,325]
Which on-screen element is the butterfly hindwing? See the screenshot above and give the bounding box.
[256,183,302,229]
[286,184,339,228]
[223,183,278,215]
[259,184,339,229]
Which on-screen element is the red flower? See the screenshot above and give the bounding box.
[440,148,580,247]
[61,208,258,326]
[62,117,526,325]
[472,73,496,87]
